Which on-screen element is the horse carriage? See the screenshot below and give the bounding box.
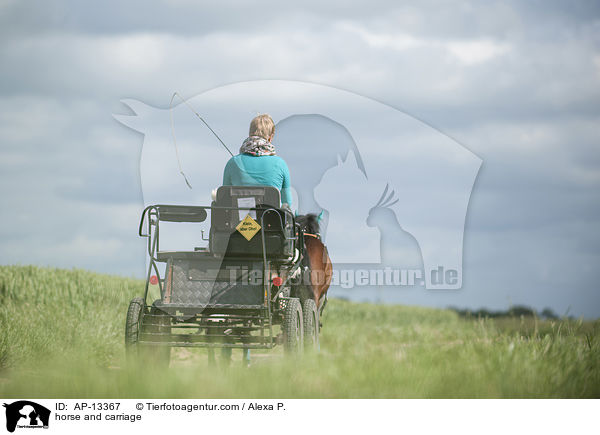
[125,185,330,366]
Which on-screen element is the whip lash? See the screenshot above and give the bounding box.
[169,92,234,189]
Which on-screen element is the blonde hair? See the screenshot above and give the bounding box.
[249,114,275,140]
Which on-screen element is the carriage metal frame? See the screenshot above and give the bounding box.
[125,189,319,366]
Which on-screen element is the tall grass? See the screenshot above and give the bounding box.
[0,265,141,369]
[0,265,598,398]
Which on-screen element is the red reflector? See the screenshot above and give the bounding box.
[149,275,159,285]
[272,276,283,287]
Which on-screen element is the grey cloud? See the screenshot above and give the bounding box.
[0,1,598,316]
[2,1,599,39]
[1,21,597,126]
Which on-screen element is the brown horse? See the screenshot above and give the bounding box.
[295,214,333,316]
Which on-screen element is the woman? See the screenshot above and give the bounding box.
[222,114,292,207]
[219,114,291,366]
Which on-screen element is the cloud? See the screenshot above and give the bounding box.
[0,1,598,315]
[446,39,510,64]
[337,21,511,65]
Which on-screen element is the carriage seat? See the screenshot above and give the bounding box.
[209,186,294,259]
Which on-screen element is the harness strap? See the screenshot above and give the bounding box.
[303,233,321,240]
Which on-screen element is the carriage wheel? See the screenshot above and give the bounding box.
[302,298,319,351]
[125,297,145,362]
[283,298,303,355]
[125,298,171,367]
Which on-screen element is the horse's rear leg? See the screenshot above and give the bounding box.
[317,294,328,330]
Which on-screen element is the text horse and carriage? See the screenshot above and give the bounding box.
[125,185,332,366]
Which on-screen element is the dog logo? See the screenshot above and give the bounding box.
[3,401,50,432]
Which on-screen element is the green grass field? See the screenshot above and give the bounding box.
[0,265,598,398]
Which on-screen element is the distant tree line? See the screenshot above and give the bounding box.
[449,305,562,319]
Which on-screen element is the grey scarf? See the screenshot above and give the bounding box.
[239,136,276,156]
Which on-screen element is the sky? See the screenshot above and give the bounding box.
[0,1,599,317]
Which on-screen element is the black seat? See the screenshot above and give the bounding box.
[209,186,294,259]
[156,205,208,222]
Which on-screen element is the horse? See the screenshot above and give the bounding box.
[295,213,333,319]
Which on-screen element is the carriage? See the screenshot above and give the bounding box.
[124,185,322,366]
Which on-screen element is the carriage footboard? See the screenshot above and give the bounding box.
[139,307,276,349]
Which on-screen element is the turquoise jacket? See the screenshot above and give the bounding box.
[222,154,292,206]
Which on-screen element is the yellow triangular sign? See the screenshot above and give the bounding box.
[236,214,261,241]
